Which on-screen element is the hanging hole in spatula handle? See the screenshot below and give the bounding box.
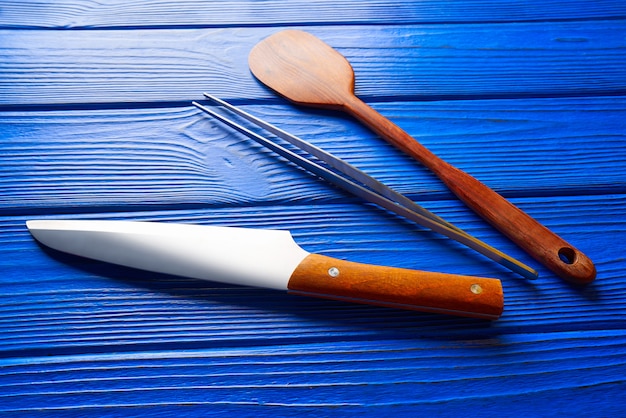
[549,243,596,284]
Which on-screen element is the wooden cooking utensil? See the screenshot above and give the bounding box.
[248,29,596,284]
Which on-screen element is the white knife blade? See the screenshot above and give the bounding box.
[27,220,504,319]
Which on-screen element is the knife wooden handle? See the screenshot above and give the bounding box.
[288,254,504,319]
[343,95,596,285]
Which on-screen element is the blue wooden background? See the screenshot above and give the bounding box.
[1,1,625,416]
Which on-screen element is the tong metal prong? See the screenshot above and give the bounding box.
[193,94,538,280]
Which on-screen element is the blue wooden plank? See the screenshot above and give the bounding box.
[1,0,625,29]
[1,22,625,107]
[1,192,625,413]
[1,194,624,341]
[0,335,624,415]
[2,97,624,214]
[1,332,624,415]
[1,0,625,415]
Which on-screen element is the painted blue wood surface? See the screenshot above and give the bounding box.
[1,0,625,416]
[2,22,626,107]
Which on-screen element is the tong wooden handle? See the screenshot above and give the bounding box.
[288,254,504,319]
[344,95,596,284]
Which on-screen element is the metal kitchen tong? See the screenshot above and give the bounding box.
[193,94,537,280]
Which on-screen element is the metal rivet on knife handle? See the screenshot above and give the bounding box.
[470,284,483,295]
[328,267,340,278]
[247,29,595,285]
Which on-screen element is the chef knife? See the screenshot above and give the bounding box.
[27,220,504,319]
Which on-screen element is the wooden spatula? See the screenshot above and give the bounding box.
[248,30,595,284]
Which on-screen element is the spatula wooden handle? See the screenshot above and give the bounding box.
[343,95,596,284]
[288,254,504,319]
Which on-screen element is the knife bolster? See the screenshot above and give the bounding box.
[287,254,504,320]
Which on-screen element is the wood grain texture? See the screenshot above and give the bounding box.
[2,21,626,107]
[288,254,504,319]
[1,196,625,413]
[1,0,625,415]
[0,334,625,415]
[2,98,624,212]
[1,0,625,29]
[2,194,624,334]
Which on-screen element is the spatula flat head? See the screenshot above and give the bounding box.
[249,30,355,109]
